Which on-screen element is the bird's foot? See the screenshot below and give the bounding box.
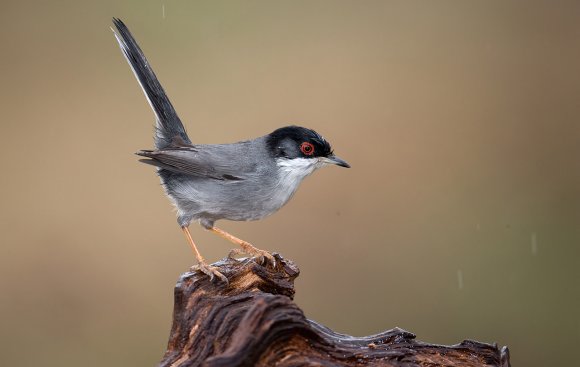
[228,242,276,267]
[190,262,228,283]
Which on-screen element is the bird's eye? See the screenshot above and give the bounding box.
[300,142,315,156]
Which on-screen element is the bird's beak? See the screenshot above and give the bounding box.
[321,155,351,168]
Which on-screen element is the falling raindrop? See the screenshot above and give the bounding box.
[162,3,166,19]
[531,232,538,255]
[457,269,464,290]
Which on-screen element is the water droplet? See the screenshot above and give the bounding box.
[531,232,538,255]
[457,269,464,290]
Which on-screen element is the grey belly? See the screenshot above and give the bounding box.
[162,173,293,224]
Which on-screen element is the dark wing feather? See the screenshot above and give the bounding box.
[136,148,244,181]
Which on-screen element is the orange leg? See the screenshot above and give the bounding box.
[208,226,275,265]
[181,226,204,263]
[181,226,227,282]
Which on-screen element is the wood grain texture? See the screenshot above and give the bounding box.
[159,254,510,367]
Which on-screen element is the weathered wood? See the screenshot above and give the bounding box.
[159,254,510,367]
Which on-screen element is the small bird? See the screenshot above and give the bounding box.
[112,18,350,282]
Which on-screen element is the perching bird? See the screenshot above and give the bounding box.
[112,18,350,282]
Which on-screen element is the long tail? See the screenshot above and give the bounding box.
[112,18,191,149]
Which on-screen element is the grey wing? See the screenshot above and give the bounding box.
[136,147,247,181]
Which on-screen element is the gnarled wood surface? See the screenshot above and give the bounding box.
[159,254,510,367]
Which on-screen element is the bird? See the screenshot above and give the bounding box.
[112,18,350,282]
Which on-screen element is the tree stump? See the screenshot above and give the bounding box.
[159,254,511,367]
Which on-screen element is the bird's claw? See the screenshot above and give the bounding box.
[258,251,276,267]
[228,246,276,267]
[190,262,228,283]
[227,248,245,260]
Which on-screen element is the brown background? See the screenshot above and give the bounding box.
[1,1,578,366]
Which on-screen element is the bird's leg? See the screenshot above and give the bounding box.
[208,227,275,265]
[181,226,227,283]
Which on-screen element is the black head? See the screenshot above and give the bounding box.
[266,125,350,167]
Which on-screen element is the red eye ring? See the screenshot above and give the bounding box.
[300,142,315,156]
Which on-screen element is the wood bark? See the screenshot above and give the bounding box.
[159,254,510,367]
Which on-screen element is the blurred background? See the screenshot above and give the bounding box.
[1,1,578,366]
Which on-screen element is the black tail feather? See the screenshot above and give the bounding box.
[112,18,191,149]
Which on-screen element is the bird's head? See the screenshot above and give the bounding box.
[266,126,350,172]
